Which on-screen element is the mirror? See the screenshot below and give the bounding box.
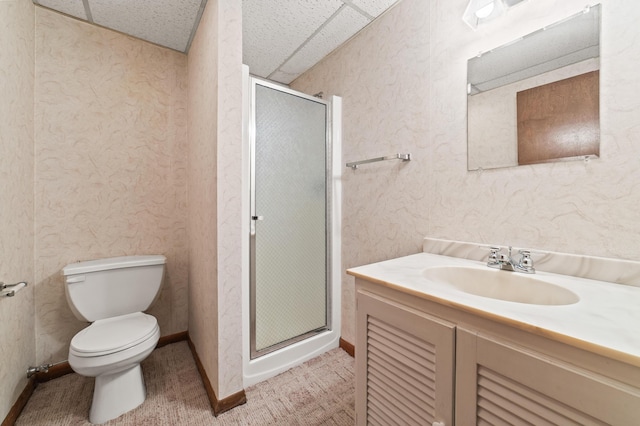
[467,5,601,171]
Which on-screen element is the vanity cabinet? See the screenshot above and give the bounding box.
[355,282,640,426]
[356,290,455,426]
[456,328,640,425]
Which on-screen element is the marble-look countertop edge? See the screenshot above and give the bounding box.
[347,253,640,369]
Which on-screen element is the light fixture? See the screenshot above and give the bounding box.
[463,0,507,30]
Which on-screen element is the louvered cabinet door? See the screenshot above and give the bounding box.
[456,328,640,425]
[356,290,456,426]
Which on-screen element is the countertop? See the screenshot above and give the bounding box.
[347,252,640,368]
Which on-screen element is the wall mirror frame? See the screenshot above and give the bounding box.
[467,4,601,171]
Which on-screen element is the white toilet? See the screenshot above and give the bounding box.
[62,255,166,424]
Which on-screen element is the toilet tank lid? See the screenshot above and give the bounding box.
[62,255,166,276]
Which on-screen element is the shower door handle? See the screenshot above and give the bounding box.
[250,215,263,237]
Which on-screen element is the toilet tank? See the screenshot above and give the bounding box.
[62,255,166,322]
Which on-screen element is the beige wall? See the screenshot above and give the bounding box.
[292,0,431,345]
[187,0,220,396]
[0,0,35,419]
[213,0,244,398]
[34,8,189,363]
[188,0,244,399]
[293,0,640,344]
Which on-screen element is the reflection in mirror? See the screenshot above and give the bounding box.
[467,5,601,171]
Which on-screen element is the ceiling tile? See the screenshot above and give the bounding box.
[89,0,203,52]
[351,0,398,17]
[268,70,299,85]
[242,0,343,78]
[277,6,370,83]
[37,0,87,20]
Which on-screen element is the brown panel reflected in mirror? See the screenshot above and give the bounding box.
[466,5,601,171]
[517,71,599,165]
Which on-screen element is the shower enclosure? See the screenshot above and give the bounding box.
[242,73,341,387]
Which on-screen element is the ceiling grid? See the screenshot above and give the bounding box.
[32,0,399,84]
[245,0,399,84]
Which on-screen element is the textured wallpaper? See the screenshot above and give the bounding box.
[0,0,35,419]
[188,0,244,399]
[214,0,244,399]
[293,0,640,345]
[34,8,189,363]
[187,0,221,397]
[292,0,431,344]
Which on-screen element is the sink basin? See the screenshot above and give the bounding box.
[422,266,579,305]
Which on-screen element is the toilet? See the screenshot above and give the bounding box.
[62,255,166,424]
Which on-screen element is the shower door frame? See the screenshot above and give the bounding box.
[248,77,333,360]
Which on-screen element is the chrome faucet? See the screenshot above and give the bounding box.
[487,246,535,274]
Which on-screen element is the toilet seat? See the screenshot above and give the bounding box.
[70,312,158,357]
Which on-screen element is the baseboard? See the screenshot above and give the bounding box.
[1,378,36,426]
[186,335,247,416]
[34,361,73,383]
[212,390,247,417]
[339,338,355,357]
[157,330,188,348]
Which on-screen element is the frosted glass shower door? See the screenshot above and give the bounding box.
[250,80,330,358]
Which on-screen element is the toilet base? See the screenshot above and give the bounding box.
[89,364,146,424]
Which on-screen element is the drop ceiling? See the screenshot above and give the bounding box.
[34,0,207,52]
[34,0,399,85]
[243,0,400,84]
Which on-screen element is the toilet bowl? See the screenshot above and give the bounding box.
[69,312,160,424]
[63,255,165,424]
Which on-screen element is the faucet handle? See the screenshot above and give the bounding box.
[488,246,501,265]
[518,250,535,272]
[519,249,532,261]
